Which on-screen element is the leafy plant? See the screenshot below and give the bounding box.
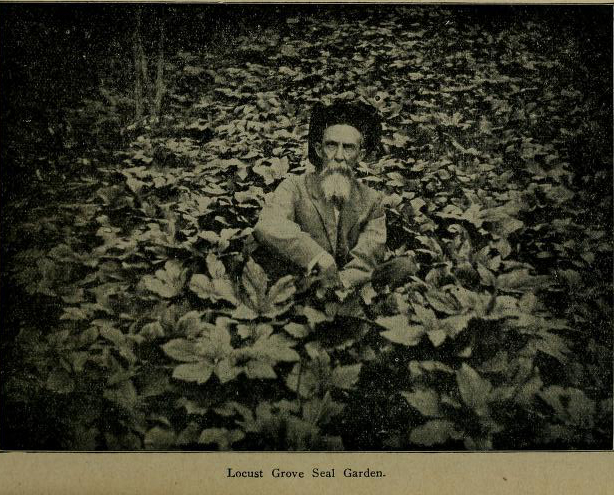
[2,6,611,450]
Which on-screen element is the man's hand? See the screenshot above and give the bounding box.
[372,257,418,290]
[314,252,342,289]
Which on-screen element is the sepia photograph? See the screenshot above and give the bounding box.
[1,2,612,456]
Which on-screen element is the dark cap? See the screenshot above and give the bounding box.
[308,101,382,168]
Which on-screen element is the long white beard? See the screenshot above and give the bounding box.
[320,171,352,206]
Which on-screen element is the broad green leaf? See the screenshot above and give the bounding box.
[302,306,329,328]
[305,342,330,363]
[60,307,89,321]
[176,398,208,416]
[479,351,510,375]
[242,258,268,310]
[410,420,462,446]
[427,329,447,347]
[144,426,176,450]
[516,375,544,407]
[198,231,221,245]
[253,156,289,185]
[534,333,570,363]
[410,198,426,212]
[437,203,484,228]
[409,360,455,377]
[286,362,319,399]
[544,185,574,203]
[173,362,213,384]
[487,295,522,319]
[456,364,492,416]
[252,333,300,363]
[126,177,146,194]
[425,289,460,314]
[162,339,200,362]
[302,392,344,425]
[143,260,187,298]
[211,279,239,305]
[447,286,482,311]
[214,358,241,383]
[213,401,242,417]
[220,227,241,242]
[190,273,238,305]
[488,385,515,403]
[104,379,138,409]
[78,326,99,347]
[236,322,258,340]
[176,311,205,337]
[284,322,310,339]
[476,263,496,287]
[441,314,472,338]
[330,364,362,390]
[401,389,441,417]
[412,305,437,325]
[139,368,171,398]
[266,275,296,306]
[360,283,377,305]
[140,321,165,340]
[231,304,259,320]
[539,386,595,427]
[176,422,201,445]
[492,238,512,259]
[46,368,75,394]
[99,325,126,347]
[198,428,245,450]
[497,269,550,292]
[245,360,277,379]
[142,275,180,299]
[515,313,569,331]
[416,235,444,257]
[204,320,234,356]
[68,351,89,373]
[377,315,424,346]
[486,216,524,237]
[206,252,227,279]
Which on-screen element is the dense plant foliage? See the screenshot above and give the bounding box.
[2,6,612,450]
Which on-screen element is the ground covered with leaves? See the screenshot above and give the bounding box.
[1,6,612,450]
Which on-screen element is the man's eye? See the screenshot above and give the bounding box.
[323,142,359,158]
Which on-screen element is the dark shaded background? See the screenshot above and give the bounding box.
[1,4,612,202]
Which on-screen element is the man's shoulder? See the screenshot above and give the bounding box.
[280,172,317,197]
[279,173,307,190]
[271,174,305,198]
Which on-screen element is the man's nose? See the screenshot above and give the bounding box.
[333,144,345,161]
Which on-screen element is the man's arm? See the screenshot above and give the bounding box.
[339,202,387,289]
[253,178,330,270]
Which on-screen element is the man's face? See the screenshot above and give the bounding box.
[315,124,364,205]
[316,124,364,173]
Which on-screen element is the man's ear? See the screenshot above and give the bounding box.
[314,142,323,159]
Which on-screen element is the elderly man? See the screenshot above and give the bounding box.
[253,100,414,291]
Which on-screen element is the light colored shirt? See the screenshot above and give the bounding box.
[306,206,341,276]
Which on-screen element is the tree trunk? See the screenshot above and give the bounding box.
[153,20,165,123]
[133,11,143,120]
